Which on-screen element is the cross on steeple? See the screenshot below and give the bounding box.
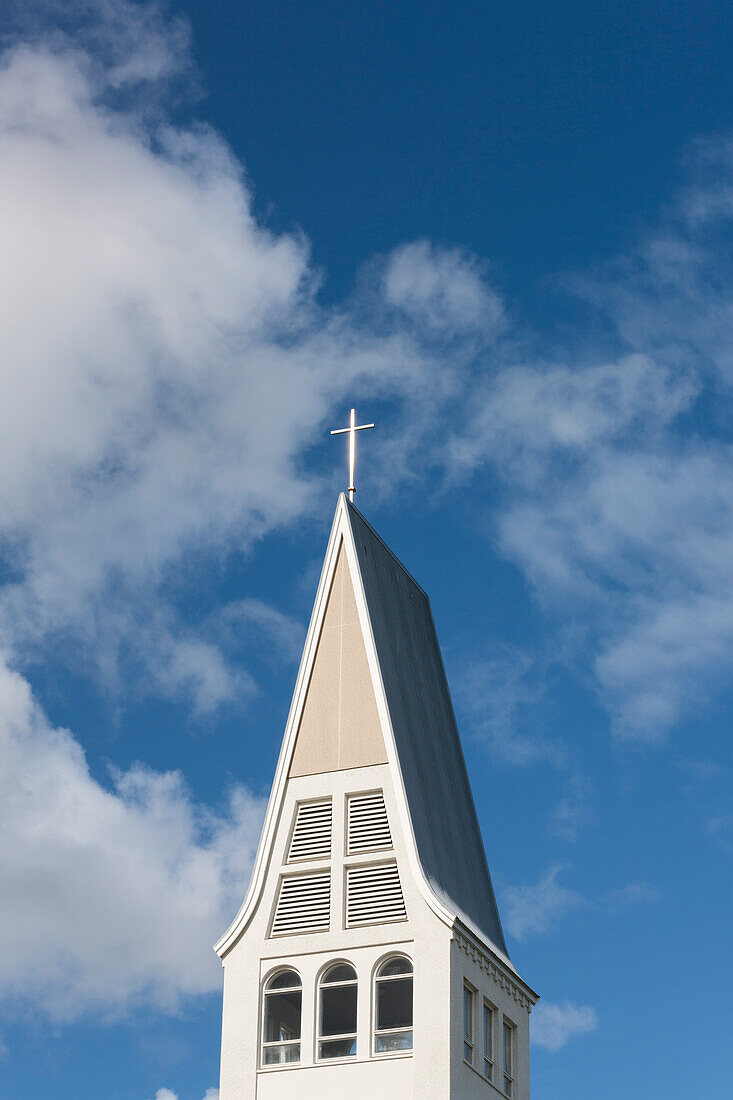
[330,408,374,502]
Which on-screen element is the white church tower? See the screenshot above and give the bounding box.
[215,493,538,1099]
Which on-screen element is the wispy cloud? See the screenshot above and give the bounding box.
[677,757,724,783]
[705,813,733,838]
[531,1001,598,1052]
[501,864,586,940]
[455,644,565,766]
[152,1090,217,1100]
[549,774,592,843]
[603,882,661,911]
[502,864,660,941]
[214,599,306,667]
[444,176,733,742]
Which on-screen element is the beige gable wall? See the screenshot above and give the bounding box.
[289,539,387,776]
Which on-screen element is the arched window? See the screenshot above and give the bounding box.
[261,969,302,1065]
[318,962,358,1059]
[374,956,413,1053]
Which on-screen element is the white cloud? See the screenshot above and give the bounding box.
[6,1,733,760]
[214,599,305,666]
[152,1090,218,1100]
[382,240,504,337]
[501,864,585,941]
[436,139,733,745]
[0,18,504,712]
[531,1001,597,1051]
[446,353,695,481]
[500,440,733,740]
[0,656,264,1020]
[445,343,733,741]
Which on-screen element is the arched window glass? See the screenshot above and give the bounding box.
[318,963,358,1059]
[374,956,413,1053]
[261,969,302,1065]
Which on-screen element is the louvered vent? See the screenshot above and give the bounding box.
[346,862,406,927]
[288,800,332,862]
[271,872,331,936]
[347,791,392,854]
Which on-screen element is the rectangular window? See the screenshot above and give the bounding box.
[463,984,474,1064]
[483,1000,495,1081]
[318,963,358,1060]
[261,970,302,1067]
[503,1019,515,1097]
[374,956,413,1053]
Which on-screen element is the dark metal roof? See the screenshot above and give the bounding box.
[346,500,508,957]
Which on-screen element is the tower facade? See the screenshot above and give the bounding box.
[216,496,537,1099]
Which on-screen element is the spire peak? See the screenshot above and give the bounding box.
[330,407,374,501]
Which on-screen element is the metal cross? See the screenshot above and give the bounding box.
[330,408,375,502]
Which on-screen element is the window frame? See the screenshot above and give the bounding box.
[260,968,303,1068]
[372,954,414,1056]
[503,1017,516,1097]
[483,998,496,1082]
[317,961,358,1062]
[463,982,476,1066]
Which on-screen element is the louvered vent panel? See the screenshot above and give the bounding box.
[346,863,406,927]
[347,791,392,854]
[271,872,331,936]
[288,800,332,862]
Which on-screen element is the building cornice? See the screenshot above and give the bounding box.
[453,925,539,1014]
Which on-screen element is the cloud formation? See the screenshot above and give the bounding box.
[0,11,503,714]
[437,144,733,743]
[501,864,586,941]
[455,644,565,766]
[0,657,263,1019]
[502,863,659,941]
[381,240,503,337]
[449,334,733,741]
[531,1001,598,1052]
[6,0,733,753]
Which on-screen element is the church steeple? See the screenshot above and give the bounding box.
[216,495,537,1099]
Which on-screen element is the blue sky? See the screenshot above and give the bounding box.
[0,1,731,1097]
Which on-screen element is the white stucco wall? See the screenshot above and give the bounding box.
[219,763,455,1100]
[450,933,532,1100]
[218,762,533,1099]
